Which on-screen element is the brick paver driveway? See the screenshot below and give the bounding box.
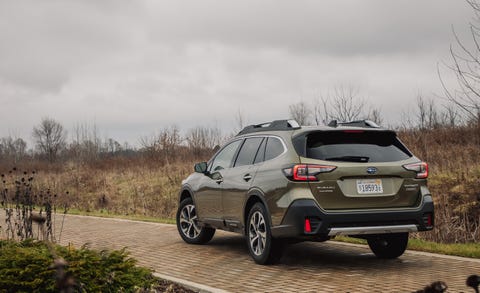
[57,215,479,292]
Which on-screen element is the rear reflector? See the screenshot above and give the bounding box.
[304,218,312,233]
[423,213,433,227]
[403,162,428,179]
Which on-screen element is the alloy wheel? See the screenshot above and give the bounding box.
[179,204,201,239]
[249,210,267,256]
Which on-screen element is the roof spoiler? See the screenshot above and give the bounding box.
[328,120,380,128]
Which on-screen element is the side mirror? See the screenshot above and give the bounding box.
[194,162,208,173]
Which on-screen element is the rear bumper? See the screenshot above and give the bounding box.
[271,195,434,239]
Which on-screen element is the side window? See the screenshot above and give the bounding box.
[253,137,266,164]
[264,137,285,161]
[210,140,242,172]
[234,137,264,167]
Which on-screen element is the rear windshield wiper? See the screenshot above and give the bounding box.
[325,156,370,162]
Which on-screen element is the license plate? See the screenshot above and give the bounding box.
[356,179,383,194]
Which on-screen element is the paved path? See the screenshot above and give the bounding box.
[52,215,479,292]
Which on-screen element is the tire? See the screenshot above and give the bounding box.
[246,202,284,265]
[176,197,215,244]
[367,232,409,259]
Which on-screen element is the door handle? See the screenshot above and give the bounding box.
[243,174,252,182]
[215,178,223,184]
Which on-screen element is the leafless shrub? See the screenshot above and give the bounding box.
[0,167,70,242]
[140,125,182,164]
[185,126,222,159]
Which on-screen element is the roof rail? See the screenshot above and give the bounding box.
[236,119,301,136]
[328,120,380,128]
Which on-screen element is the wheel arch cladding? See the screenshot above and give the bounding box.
[244,193,271,232]
[180,188,192,203]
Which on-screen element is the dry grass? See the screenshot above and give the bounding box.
[25,161,193,219]
[399,126,480,243]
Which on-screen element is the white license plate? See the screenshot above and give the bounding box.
[356,179,383,194]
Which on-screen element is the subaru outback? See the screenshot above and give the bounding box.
[176,119,434,264]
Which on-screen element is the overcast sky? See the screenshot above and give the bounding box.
[0,0,474,145]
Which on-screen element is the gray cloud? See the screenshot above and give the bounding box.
[147,0,471,55]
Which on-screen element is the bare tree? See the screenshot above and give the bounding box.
[439,0,480,125]
[416,95,428,130]
[367,107,384,126]
[235,109,246,132]
[104,138,123,154]
[399,108,415,130]
[440,105,459,127]
[289,101,312,125]
[32,118,67,162]
[416,95,443,129]
[70,122,102,162]
[0,136,27,163]
[330,86,365,122]
[313,97,331,125]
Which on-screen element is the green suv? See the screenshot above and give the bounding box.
[176,120,434,264]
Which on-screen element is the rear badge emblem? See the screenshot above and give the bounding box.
[366,167,378,175]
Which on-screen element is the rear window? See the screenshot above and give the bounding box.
[305,131,411,163]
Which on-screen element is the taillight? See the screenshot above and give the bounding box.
[403,162,428,179]
[283,164,336,181]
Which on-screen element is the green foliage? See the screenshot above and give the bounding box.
[0,239,156,292]
[333,236,480,259]
[0,240,55,292]
[407,238,480,259]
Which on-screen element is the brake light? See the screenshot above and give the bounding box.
[283,164,336,181]
[403,162,428,179]
[343,130,364,133]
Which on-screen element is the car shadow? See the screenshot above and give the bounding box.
[207,234,433,270]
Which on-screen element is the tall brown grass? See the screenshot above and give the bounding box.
[399,126,480,243]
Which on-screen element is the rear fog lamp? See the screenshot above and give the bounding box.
[304,218,312,233]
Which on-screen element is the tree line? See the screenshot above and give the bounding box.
[1,88,477,166]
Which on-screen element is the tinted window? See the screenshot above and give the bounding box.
[253,137,267,164]
[210,140,242,172]
[234,137,264,167]
[264,137,285,161]
[306,131,411,163]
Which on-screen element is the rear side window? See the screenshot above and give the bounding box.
[306,131,411,163]
[253,137,267,164]
[235,137,264,167]
[264,137,285,161]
